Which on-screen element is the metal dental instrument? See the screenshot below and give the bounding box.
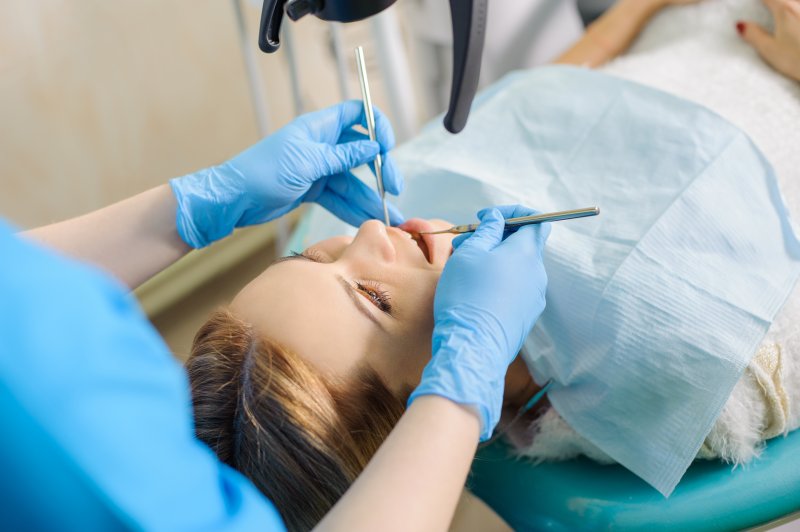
[355,46,391,226]
[418,207,601,235]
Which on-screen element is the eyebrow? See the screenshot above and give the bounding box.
[269,252,387,332]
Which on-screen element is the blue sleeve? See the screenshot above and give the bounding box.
[0,220,285,531]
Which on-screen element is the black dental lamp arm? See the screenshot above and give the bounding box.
[257,0,487,134]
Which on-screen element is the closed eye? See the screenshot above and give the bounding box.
[290,250,393,315]
[295,249,330,263]
[268,248,393,330]
[270,248,331,267]
[355,280,393,315]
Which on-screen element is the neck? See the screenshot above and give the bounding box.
[503,355,539,411]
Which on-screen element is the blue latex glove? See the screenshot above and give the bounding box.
[170,100,404,248]
[408,205,551,441]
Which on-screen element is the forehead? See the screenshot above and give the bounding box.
[230,259,382,378]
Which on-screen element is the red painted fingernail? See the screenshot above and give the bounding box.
[736,21,746,35]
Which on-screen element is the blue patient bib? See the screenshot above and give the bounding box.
[291,66,800,496]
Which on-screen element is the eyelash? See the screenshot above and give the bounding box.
[355,280,393,314]
[293,249,327,262]
[293,249,393,315]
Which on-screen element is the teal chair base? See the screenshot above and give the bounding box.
[469,430,800,531]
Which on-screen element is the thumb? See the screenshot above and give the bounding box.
[458,208,505,252]
[738,21,781,65]
[322,140,380,176]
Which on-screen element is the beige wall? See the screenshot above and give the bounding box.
[0,0,396,229]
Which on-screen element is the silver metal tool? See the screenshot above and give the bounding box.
[418,207,600,235]
[355,46,390,226]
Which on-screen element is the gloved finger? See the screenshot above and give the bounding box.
[316,190,405,227]
[500,221,552,257]
[371,105,397,152]
[386,200,405,225]
[456,208,505,252]
[316,172,405,225]
[297,102,359,143]
[364,152,403,196]
[336,99,396,152]
[454,206,515,249]
[477,204,540,220]
[315,193,362,226]
[379,153,403,195]
[452,232,470,249]
[321,140,381,177]
[333,100,369,130]
[338,130,403,195]
[338,128,370,144]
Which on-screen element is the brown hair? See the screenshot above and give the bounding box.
[186,308,409,531]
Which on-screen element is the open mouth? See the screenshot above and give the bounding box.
[397,219,435,264]
[411,233,432,263]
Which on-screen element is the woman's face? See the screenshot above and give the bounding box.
[231,219,456,394]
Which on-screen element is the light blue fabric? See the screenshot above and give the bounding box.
[0,219,285,530]
[289,66,800,496]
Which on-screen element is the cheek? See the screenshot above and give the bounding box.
[397,269,437,334]
[394,271,439,384]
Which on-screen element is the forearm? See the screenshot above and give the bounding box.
[450,491,512,532]
[24,184,190,289]
[316,396,481,531]
[556,0,667,67]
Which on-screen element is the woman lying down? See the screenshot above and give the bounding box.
[187,0,800,529]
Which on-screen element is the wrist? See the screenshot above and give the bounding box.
[405,395,482,440]
[169,165,244,248]
[433,307,508,358]
[408,378,501,442]
[616,0,665,17]
[412,334,508,441]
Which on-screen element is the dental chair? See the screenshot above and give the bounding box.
[468,431,800,531]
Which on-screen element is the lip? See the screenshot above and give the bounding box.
[397,219,437,264]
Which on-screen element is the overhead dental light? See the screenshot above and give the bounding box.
[257,0,487,134]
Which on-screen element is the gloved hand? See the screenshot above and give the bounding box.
[170,100,404,248]
[408,205,551,441]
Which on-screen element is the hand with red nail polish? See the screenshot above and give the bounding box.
[737,0,800,82]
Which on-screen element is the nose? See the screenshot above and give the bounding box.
[347,220,396,262]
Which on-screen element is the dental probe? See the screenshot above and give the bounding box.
[354,46,390,226]
[417,207,600,235]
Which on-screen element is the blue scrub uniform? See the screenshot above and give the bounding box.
[0,219,285,530]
